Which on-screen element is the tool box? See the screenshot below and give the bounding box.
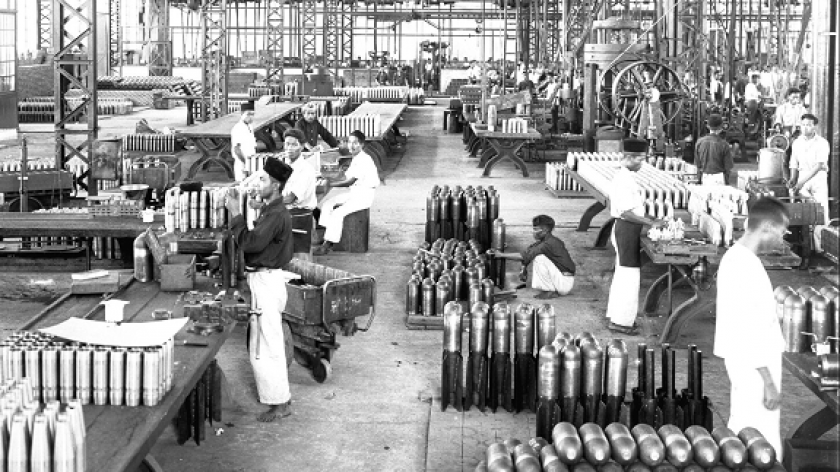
[281,258,376,382]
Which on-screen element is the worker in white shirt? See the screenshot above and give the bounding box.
[788,113,831,252]
[280,129,318,259]
[313,130,380,255]
[230,103,257,182]
[773,88,807,136]
[715,196,789,462]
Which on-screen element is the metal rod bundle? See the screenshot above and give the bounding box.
[121,134,176,153]
[0,332,174,408]
[544,162,583,192]
[480,424,785,472]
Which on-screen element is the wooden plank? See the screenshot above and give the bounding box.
[0,216,152,239]
[175,102,303,139]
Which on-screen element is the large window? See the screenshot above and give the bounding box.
[0,8,14,93]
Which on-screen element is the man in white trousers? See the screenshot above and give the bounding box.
[227,157,295,422]
[715,196,789,461]
[605,138,663,334]
[788,113,830,252]
[313,130,380,255]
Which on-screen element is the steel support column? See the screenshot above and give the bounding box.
[52,0,97,191]
[301,0,318,69]
[108,0,121,74]
[200,0,228,121]
[324,0,339,73]
[265,0,284,84]
[340,2,353,64]
[38,0,51,51]
[148,0,172,76]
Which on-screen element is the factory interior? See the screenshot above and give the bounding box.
[0,0,838,471]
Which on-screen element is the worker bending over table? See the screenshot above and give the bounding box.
[787,113,830,253]
[715,196,789,460]
[231,103,257,181]
[605,139,664,335]
[226,157,295,422]
[313,130,380,256]
[496,215,576,299]
[295,102,340,152]
[694,113,734,185]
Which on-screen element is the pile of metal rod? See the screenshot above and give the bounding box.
[319,114,382,139]
[476,423,785,472]
[775,285,839,358]
[0,331,173,407]
[121,134,177,153]
[545,163,583,192]
[0,383,88,472]
[406,237,506,317]
[425,184,501,246]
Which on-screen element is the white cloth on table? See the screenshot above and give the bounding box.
[715,243,784,460]
[531,254,574,295]
[231,121,257,182]
[702,173,726,185]
[284,156,318,210]
[247,269,291,405]
[791,134,830,250]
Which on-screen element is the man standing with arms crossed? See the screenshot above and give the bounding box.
[227,157,295,422]
[788,113,831,252]
[695,114,734,185]
[715,197,789,461]
[231,103,257,182]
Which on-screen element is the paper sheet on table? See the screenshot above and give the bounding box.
[39,318,189,347]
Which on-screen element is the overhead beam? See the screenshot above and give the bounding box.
[265,0,284,84]
[200,0,228,121]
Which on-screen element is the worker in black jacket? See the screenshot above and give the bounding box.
[294,102,339,152]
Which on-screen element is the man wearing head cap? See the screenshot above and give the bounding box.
[313,130,380,255]
[280,128,318,259]
[231,103,257,181]
[605,138,664,334]
[226,157,295,422]
[294,103,339,152]
[695,113,733,185]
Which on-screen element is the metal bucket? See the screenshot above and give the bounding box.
[758,148,785,184]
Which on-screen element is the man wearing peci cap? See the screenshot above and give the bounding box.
[226,157,295,422]
[280,128,318,259]
[313,130,380,255]
[231,103,257,182]
[605,138,664,335]
[695,113,734,185]
[294,102,340,152]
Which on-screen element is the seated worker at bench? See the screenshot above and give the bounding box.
[313,130,380,256]
[295,102,340,152]
[496,215,576,299]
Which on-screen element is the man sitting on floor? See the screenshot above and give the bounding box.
[496,215,576,299]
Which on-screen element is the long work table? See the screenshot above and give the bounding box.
[464,122,542,178]
[21,274,234,472]
[174,102,304,179]
[350,102,407,172]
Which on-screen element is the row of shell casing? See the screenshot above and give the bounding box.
[478,423,783,471]
[0,385,88,472]
[334,86,409,101]
[775,285,840,353]
[320,114,382,139]
[164,187,236,232]
[91,237,123,260]
[0,162,56,172]
[545,163,583,192]
[0,332,174,407]
[121,133,176,153]
[425,185,501,247]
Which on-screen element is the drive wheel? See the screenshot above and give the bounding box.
[311,358,332,383]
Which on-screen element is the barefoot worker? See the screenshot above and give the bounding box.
[227,157,295,422]
[495,215,576,299]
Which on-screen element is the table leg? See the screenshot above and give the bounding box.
[139,454,165,472]
[577,202,607,232]
[467,135,482,157]
[643,264,686,316]
[658,270,716,344]
[787,405,838,440]
[186,139,234,179]
[254,127,277,152]
[482,139,529,178]
[478,146,497,168]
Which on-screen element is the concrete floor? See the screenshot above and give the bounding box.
[4,104,839,471]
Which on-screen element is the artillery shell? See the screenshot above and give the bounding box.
[93,347,109,405]
[658,424,693,468]
[537,304,556,351]
[538,345,560,399]
[540,445,570,472]
[125,348,143,407]
[53,413,75,472]
[58,346,75,403]
[560,345,581,399]
[782,294,807,352]
[712,426,748,469]
[514,303,535,355]
[605,422,638,466]
[443,302,463,352]
[631,424,665,467]
[528,437,549,453]
[492,303,511,354]
[684,425,720,467]
[486,442,514,472]
[109,347,126,406]
[40,347,58,403]
[580,422,611,465]
[66,400,87,472]
[604,340,628,397]
[144,347,162,406]
[502,438,521,455]
[9,347,23,381]
[738,427,776,470]
[8,414,29,472]
[30,413,52,472]
[75,346,93,405]
[581,344,604,398]
[513,444,542,472]
[470,302,490,354]
[551,422,583,464]
[23,346,41,403]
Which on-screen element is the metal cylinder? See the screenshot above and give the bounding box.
[685,426,721,468]
[452,265,466,301]
[31,413,51,472]
[658,424,693,468]
[23,346,41,403]
[470,302,490,354]
[486,442,514,472]
[482,278,495,308]
[738,427,776,470]
[536,304,556,352]
[580,422,611,465]
[774,286,795,322]
[810,295,831,343]
[605,340,629,397]
[146,347,164,405]
[436,279,451,316]
[9,347,23,381]
[109,347,126,406]
[631,424,665,467]
[406,276,421,316]
[818,354,839,378]
[605,423,638,466]
[783,294,807,352]
[712,426,748,470]
[513,443,541,472]
[53,413,75,472]
[514,303,535,355]
[422,278,436,317]
[551,422,584,464]
[125,348,143,407]
[560,345,581,398]
[469,283,484,308]
[492,303,511,354]
[820,286,840,349]
[443,302,463,353]
[75,346,93,405]
[93,347,109,406]
[66,400,86,472]
[538,345,560,399]
[133,234,152,283]
[581,344,604,398]
[492,218,506,251]
[58,346,75,404]
[40,346,58,403]
[7,414,28,472]
[475,261,488,283]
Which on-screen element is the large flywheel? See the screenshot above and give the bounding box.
[608,61,687,136]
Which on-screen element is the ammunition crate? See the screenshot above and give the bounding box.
[282,258,375,326]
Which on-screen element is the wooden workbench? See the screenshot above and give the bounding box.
[21,274,234,472]
[174,102,303,179]
[469,123,542,178]
[349,102,407,173]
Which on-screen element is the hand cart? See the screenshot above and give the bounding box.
[280,258,376,382]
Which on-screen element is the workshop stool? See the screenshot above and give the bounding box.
[332,209,369,253]
[291,210,314,261]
